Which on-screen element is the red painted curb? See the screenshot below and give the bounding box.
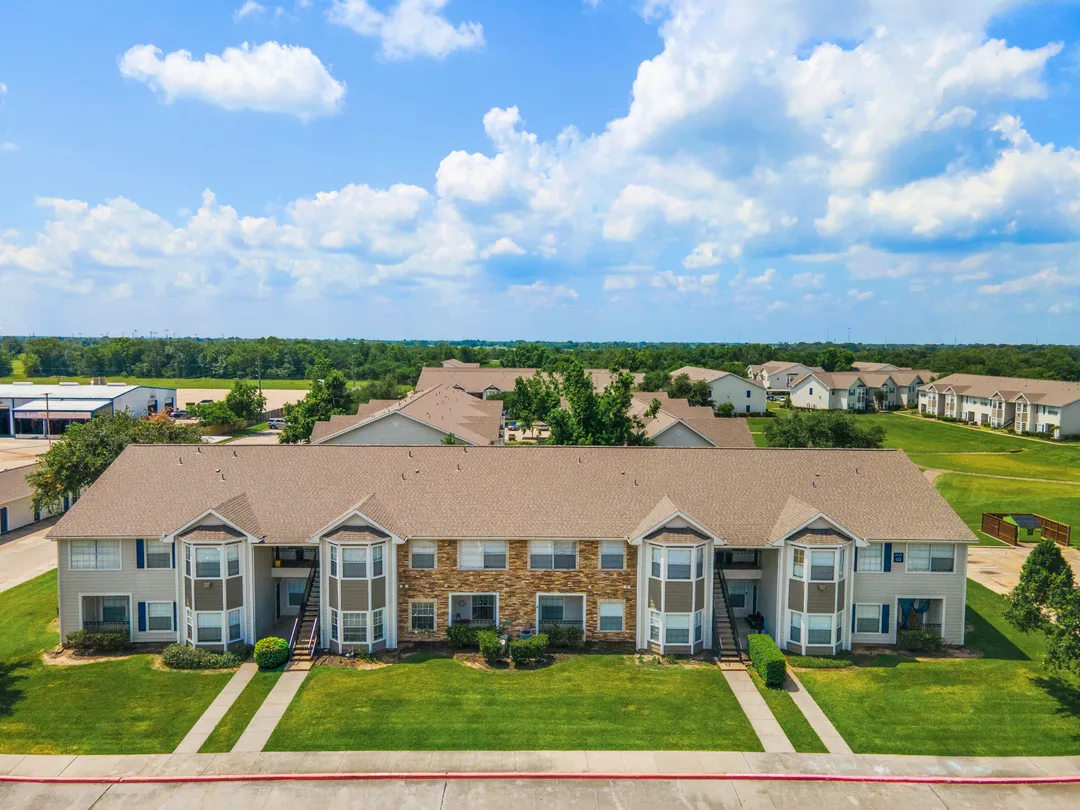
[2,771,1079,786]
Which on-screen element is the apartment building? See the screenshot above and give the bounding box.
[790,370,931,411]
[668,367,767,414]
[745,361,820,392]
[919,374,1080,436]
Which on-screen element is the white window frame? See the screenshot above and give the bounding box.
[789,611,803,644]
[458,540,508,570]
[228,608,243,642]
[196,611,223,644]
[806,615,833,646]
[410,600,436,632]
[146,601,174,632]
[856,544,883,573]
[194,547,221,579]
[185,607,193,642]
[792,547,804,579]
[906,543,956,574]
[145,542,172,570]
[809,550,835,582]
[70,539,122,571]
[650,546,662,578]
[329,544,338,577]
[599,540,625,570]
[529,540,578,571]
[330,608,339,642]
[649,610,661,642]
[666,548,692,580]
[664,613,691,645]
[598,600,624,632]
[855,603,882,634]
[226,544,240,577]
[372,608,385,642]
[341,611,367,644]
[410,540,436,570]
[448,593,500,626]
[694,610,704,644]
[341,546,368,579]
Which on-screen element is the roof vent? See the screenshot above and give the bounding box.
[196,447,202,454]
[401,472,406,481]
[178,457,183,465]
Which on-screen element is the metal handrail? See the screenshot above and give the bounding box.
[306,617,318,658]
[715,564,744,660]
[287,617,300,655]
[287,563,318,659]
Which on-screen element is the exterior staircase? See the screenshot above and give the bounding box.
[713,568,743,663]
[289,566,320,664]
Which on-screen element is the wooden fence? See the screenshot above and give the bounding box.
[1036,515,1072,548]
[981,513,1072,548]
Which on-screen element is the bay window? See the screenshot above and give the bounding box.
[227,545,240,577]
[665,613,690,644]
[330,608,339,641]
[907,543,955,573]
[372,545,384,577]
[835,611,843,644]
[329,544,338,577]
[694,610,704,644]
[599,540,625,570]
[342,547,367,578]
[529,540,577,570]
[695,547,704,579]
[649,610,661,642]
[195,547,220,578]
[789,611,802,644]
[667,549,691,580]
[197,612,222,643]
[807,615,832,645]
[342,612,367,644]
[373,608,385,642]
[460,540,507,570]
[650,546,661,578]
[228,608,243,642]
[792,548,804,579]
[810,550,834,581]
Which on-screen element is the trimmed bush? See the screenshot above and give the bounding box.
[254,636,289,669]
[65,630,130,654]
[447,624,478,648]
[565,626,585,648]
[161,643,243,670]
[786,654,853,669]
[898,629,946,653]
[476,629,505,664]
[509,633,549,666]
[545,625,569,647]
[747,633,787,689]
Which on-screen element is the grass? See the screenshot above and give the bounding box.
[219,422,270,443]
[267,655,762,752]
[935,473,1080,548]
[746,668,827,753]
[198,670,282,753]
[0,571,233,754]
[795,581,1080,756]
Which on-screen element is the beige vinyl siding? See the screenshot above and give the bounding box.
[371,576,386,609]
[252,546,276,638]
[340,578,369,610]
[850,542,969,645]
[193,580,223,610]
[787,578,804,610]
[56,538,178,643]
[790,378,829,410]
[806,582,837,613]
[320,414,450,445]
[708,375,767,414]
[757,549,779,643]
[664,581,694,612]
[652,424,714,447]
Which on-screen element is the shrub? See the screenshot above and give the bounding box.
[476,629,505,664]
[747,633,786,689]
[509,633,549,666]
[447,624,479,648]
[254,636,290,669]
[65,630,130,654]
[786,654,853,669]
[565,626,585,649]
[545,625,569,647]
[898,629,946,653]
[161,643,243,670]
[715,402,735,418]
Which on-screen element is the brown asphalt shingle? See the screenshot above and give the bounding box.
[0,462,38,506]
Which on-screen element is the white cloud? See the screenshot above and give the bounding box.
[329,0,484,60]
[651,270,719,293]
[792,272,824,289]
[766,300,790,312]
[602,275,637,291]
[0,142,16,153]
[507,280,579,307]
[729,268,776,289]
[978,266,1077,295]
[848,288,875,301]
[479,237,525,259]
[234,1,267,21]
[118,41,346,120]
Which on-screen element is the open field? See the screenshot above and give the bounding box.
[0,572,232,754]
[267,654,762,752]
[797,581,1080,756]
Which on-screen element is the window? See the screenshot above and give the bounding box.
[746,389,751,398]
[373,608,384,642]
[539,595,564,622]
[599,540,625,570]
[471,594,496,623]
[70,539,121,571]
[342,547,367,578]
[599,601,624,632]
[227,545,240,577]
[372,544,384,577]
[857,545,883,573]
[185,608,193,642]
[410,540,436,569]
[460,540,507,570]
[330,608,339,641]
[727,580,747,608]
[789,611,802,643]
[807,615,832,645]
[185,544,192,576]
[529,540,577,570]
[195,547,221,578]
[145,543,172,569]
[650,546,662,578]
[228,608,243,642]
[835,611,843,643]
[855,604,881,634]
[411,601,435,632]
[838,548,846,580]
[287,579,306,607]
[329,544,338,577]
[667,548,691,580]
[342,612,367,643]
[792,548,804,579]
[809,387,814,395]
[650,610,661,642]
[197,612,222,643]
[695,546,704,579]
[100,596,128,623]
[666,613,690,644]
[810,550,834,581]
[907,543,955,573]
[146,601,173,631]
[694,610,704,644]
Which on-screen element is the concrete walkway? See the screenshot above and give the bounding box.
[173,663,258,754]
[785,671,852,754]
[232,669,309,753]
[0,517,58,594]
[969,543,1080,595]
[720,668,794,753]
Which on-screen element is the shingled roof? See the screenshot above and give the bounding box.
[923,373,1080,407]
[49,445,975,548]
[415,367,643,395]
[0,462,37,506]
[630,392,754,448]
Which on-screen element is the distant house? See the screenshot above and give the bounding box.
[669,367,767,414]
[440,359,480,369]
[416,367,643,399]
[630,392,755,447]
[745,361,820,392]
[0,463,64,535]
[790,370,932,411]
[919,374,1080,436]
[850,361,899,373]
[310,385,503,446]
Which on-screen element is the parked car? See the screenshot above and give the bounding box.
[171,408,190,419]
[267,417,286,430]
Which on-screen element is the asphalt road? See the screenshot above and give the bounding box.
[0,516,57,592]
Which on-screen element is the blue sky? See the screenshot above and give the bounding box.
[2,1,1080,344]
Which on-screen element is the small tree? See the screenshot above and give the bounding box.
[763,410,886,448]
[508,371,561,430]
[1005,541,1076,634]
[716,402,735,418]
[224,380,266,422]
[0,350,13,377]
[639,369,671,392]
[666,373,713,408]
[279,369,361,443]
[818,347,855,372]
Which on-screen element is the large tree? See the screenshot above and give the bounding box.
[507,371,561,430]
[29,412,203,513]
[1005,541,1076,633]
[763,410,886,448]
[278,369,361,443]
[224,379,266,422]
[817,347,856,372]
[666,373,714,408]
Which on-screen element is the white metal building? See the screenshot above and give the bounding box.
[0,382,176,439]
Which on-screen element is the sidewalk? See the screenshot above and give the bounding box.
[784,671,851,754]
[720,668,794,753]
[232,669,309,753]
[174,662,258,754]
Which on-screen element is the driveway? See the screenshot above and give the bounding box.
[0,437,51,467]
[0,516,58,592]
[968,543,1080,595]
[228,429,283,446]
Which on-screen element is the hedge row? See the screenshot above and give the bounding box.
[161,643,245,670]
[747,633,786,689]
[65,630,130,654]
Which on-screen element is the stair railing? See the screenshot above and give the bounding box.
[288,561,319,659]
[715,563,744,661]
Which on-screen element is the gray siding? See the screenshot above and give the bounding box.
[253,547,276,639]
[837,578,845,604]
[665,644,692,655]
[371,576,386,610]
[665,581,693,612]
[807,582,836,613]
[328,577,339,609]
[340,579,369,611]
[226,576,243,609]
[322,415,449,445]
[787,578,804,611]
[372,639,386,652]
[184,578,192,608]
[804,645,834,656]
[694,576,705,607]
[652,424,713,447]
[648,578,662,610]
[193,580,223,611]
[757,549,779,643]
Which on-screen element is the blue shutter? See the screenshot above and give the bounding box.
[883,543,892,572]
[173,602,178,632]
[171,544,176,569]
[1,507,7,534]
[138,602,147,633]
[853,547,859,571]
[881,604,890,634]
[63,494,70,511]
[851,605,856,633]
[136,539,145,569]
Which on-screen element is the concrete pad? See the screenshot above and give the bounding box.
[174,662,258,754]
[651,750,710,773]
[584,750,626,772]
[84,782,185,809]
[203,751,261,774]
[250,752,308,774]
[743,751,830,775]
[8,754,76,776]
[697,751,751,774]
[139,753,216,777]
[471,750,512,772]
[516,749,557,772]
[941,755,1047,778]
[0,780,111,809]
[0,754,26,775]
[1028,755,1080,776]
[721,669,795,754]
[59,755,152,778]
[618,750,660,773]
[0,518,59,594]
[673,778,745,809]
[296,751,345,774]
[337,751,390,772]
[784,671,852,754]
[382,750,434,772]
[231,669,309,753]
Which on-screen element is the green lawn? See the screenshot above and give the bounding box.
[746,668,827,753]
[219,422,270,443]
[935,473,1080,548]
[0,571,233,754]
[267,655,762,751]
[796,581,1080,756]
[199,670,282,753]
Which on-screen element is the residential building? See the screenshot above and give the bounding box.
[0,382,176,439]
[668,367,767,414]
[310,385,502,446]
[415,367,642,399]
[745,361,820,392]
[48,445,974,656]
[790,370,932,411]
[630,392,755,447]
[850,362,899,373]
[0,462,67,535]
[919,374,1080,436]
[440,359,480,368]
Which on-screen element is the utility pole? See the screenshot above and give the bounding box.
[257,354,264,421]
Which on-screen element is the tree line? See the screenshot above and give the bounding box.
[4,335,1080,385]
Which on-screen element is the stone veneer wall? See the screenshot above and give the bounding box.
[396,540,638,644]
